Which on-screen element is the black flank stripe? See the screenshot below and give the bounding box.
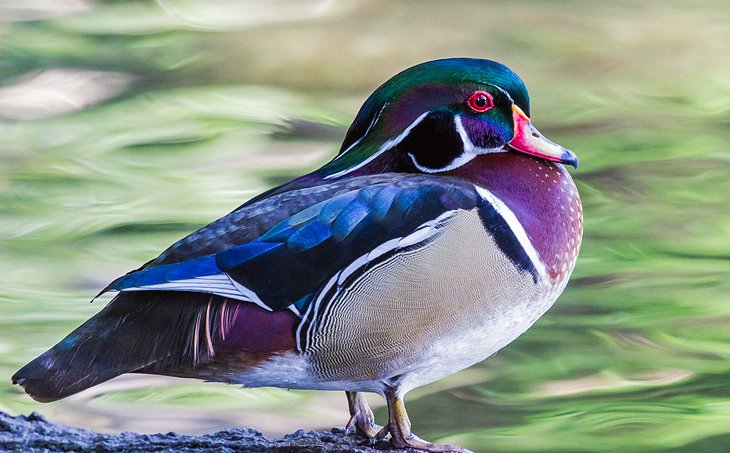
[476,200,539,283]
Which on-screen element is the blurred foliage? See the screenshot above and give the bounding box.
[0,0,728,452]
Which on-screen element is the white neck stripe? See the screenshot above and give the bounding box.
[333,102,389,162]
[325,111,430,179]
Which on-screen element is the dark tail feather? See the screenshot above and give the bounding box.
[12,291,236,402]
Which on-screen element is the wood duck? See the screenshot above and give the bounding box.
[13,58,582,452]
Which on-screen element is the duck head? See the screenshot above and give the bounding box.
[320,58,577,179]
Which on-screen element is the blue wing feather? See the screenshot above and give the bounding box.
[216,241,284,270]
[109,255,219,291]
[105,174,483,312]
[287,221,331,252]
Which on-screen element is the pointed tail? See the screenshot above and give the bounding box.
[12,291,233,402]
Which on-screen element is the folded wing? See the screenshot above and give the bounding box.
[105,174,482,314]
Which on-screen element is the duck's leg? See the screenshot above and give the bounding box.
[345,391,382,438]
[378,386,471,453]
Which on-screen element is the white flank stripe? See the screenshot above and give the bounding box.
[397,226,434,248]
[303,269,341,351]
[474,185,548,281]
[324,111,431,179]
[366,237,402,262]
[295,298,314,351]
[337,254,369,286]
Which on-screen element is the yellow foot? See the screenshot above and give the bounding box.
[376,424,472,452]
[345,391,382,438]
[345,409,382,438]
[379,386,472,452]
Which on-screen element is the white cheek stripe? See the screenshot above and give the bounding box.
[454,115,506,156]
[474,185,548,282]
[408,115,506,174]
[325,111,431,179]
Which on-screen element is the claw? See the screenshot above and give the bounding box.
[392,434,471,453]
[375,423,390,440]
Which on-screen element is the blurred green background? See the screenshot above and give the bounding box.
[1,1,728,452]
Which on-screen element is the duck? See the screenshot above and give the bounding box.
[13,58,582,452]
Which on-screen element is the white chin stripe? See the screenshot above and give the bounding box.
[408,151,478,173]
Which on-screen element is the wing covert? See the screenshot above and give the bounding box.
[105,174,482,312]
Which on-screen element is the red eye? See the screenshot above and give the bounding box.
[467,91,494,113]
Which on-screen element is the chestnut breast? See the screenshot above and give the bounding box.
[448,152,582,284]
